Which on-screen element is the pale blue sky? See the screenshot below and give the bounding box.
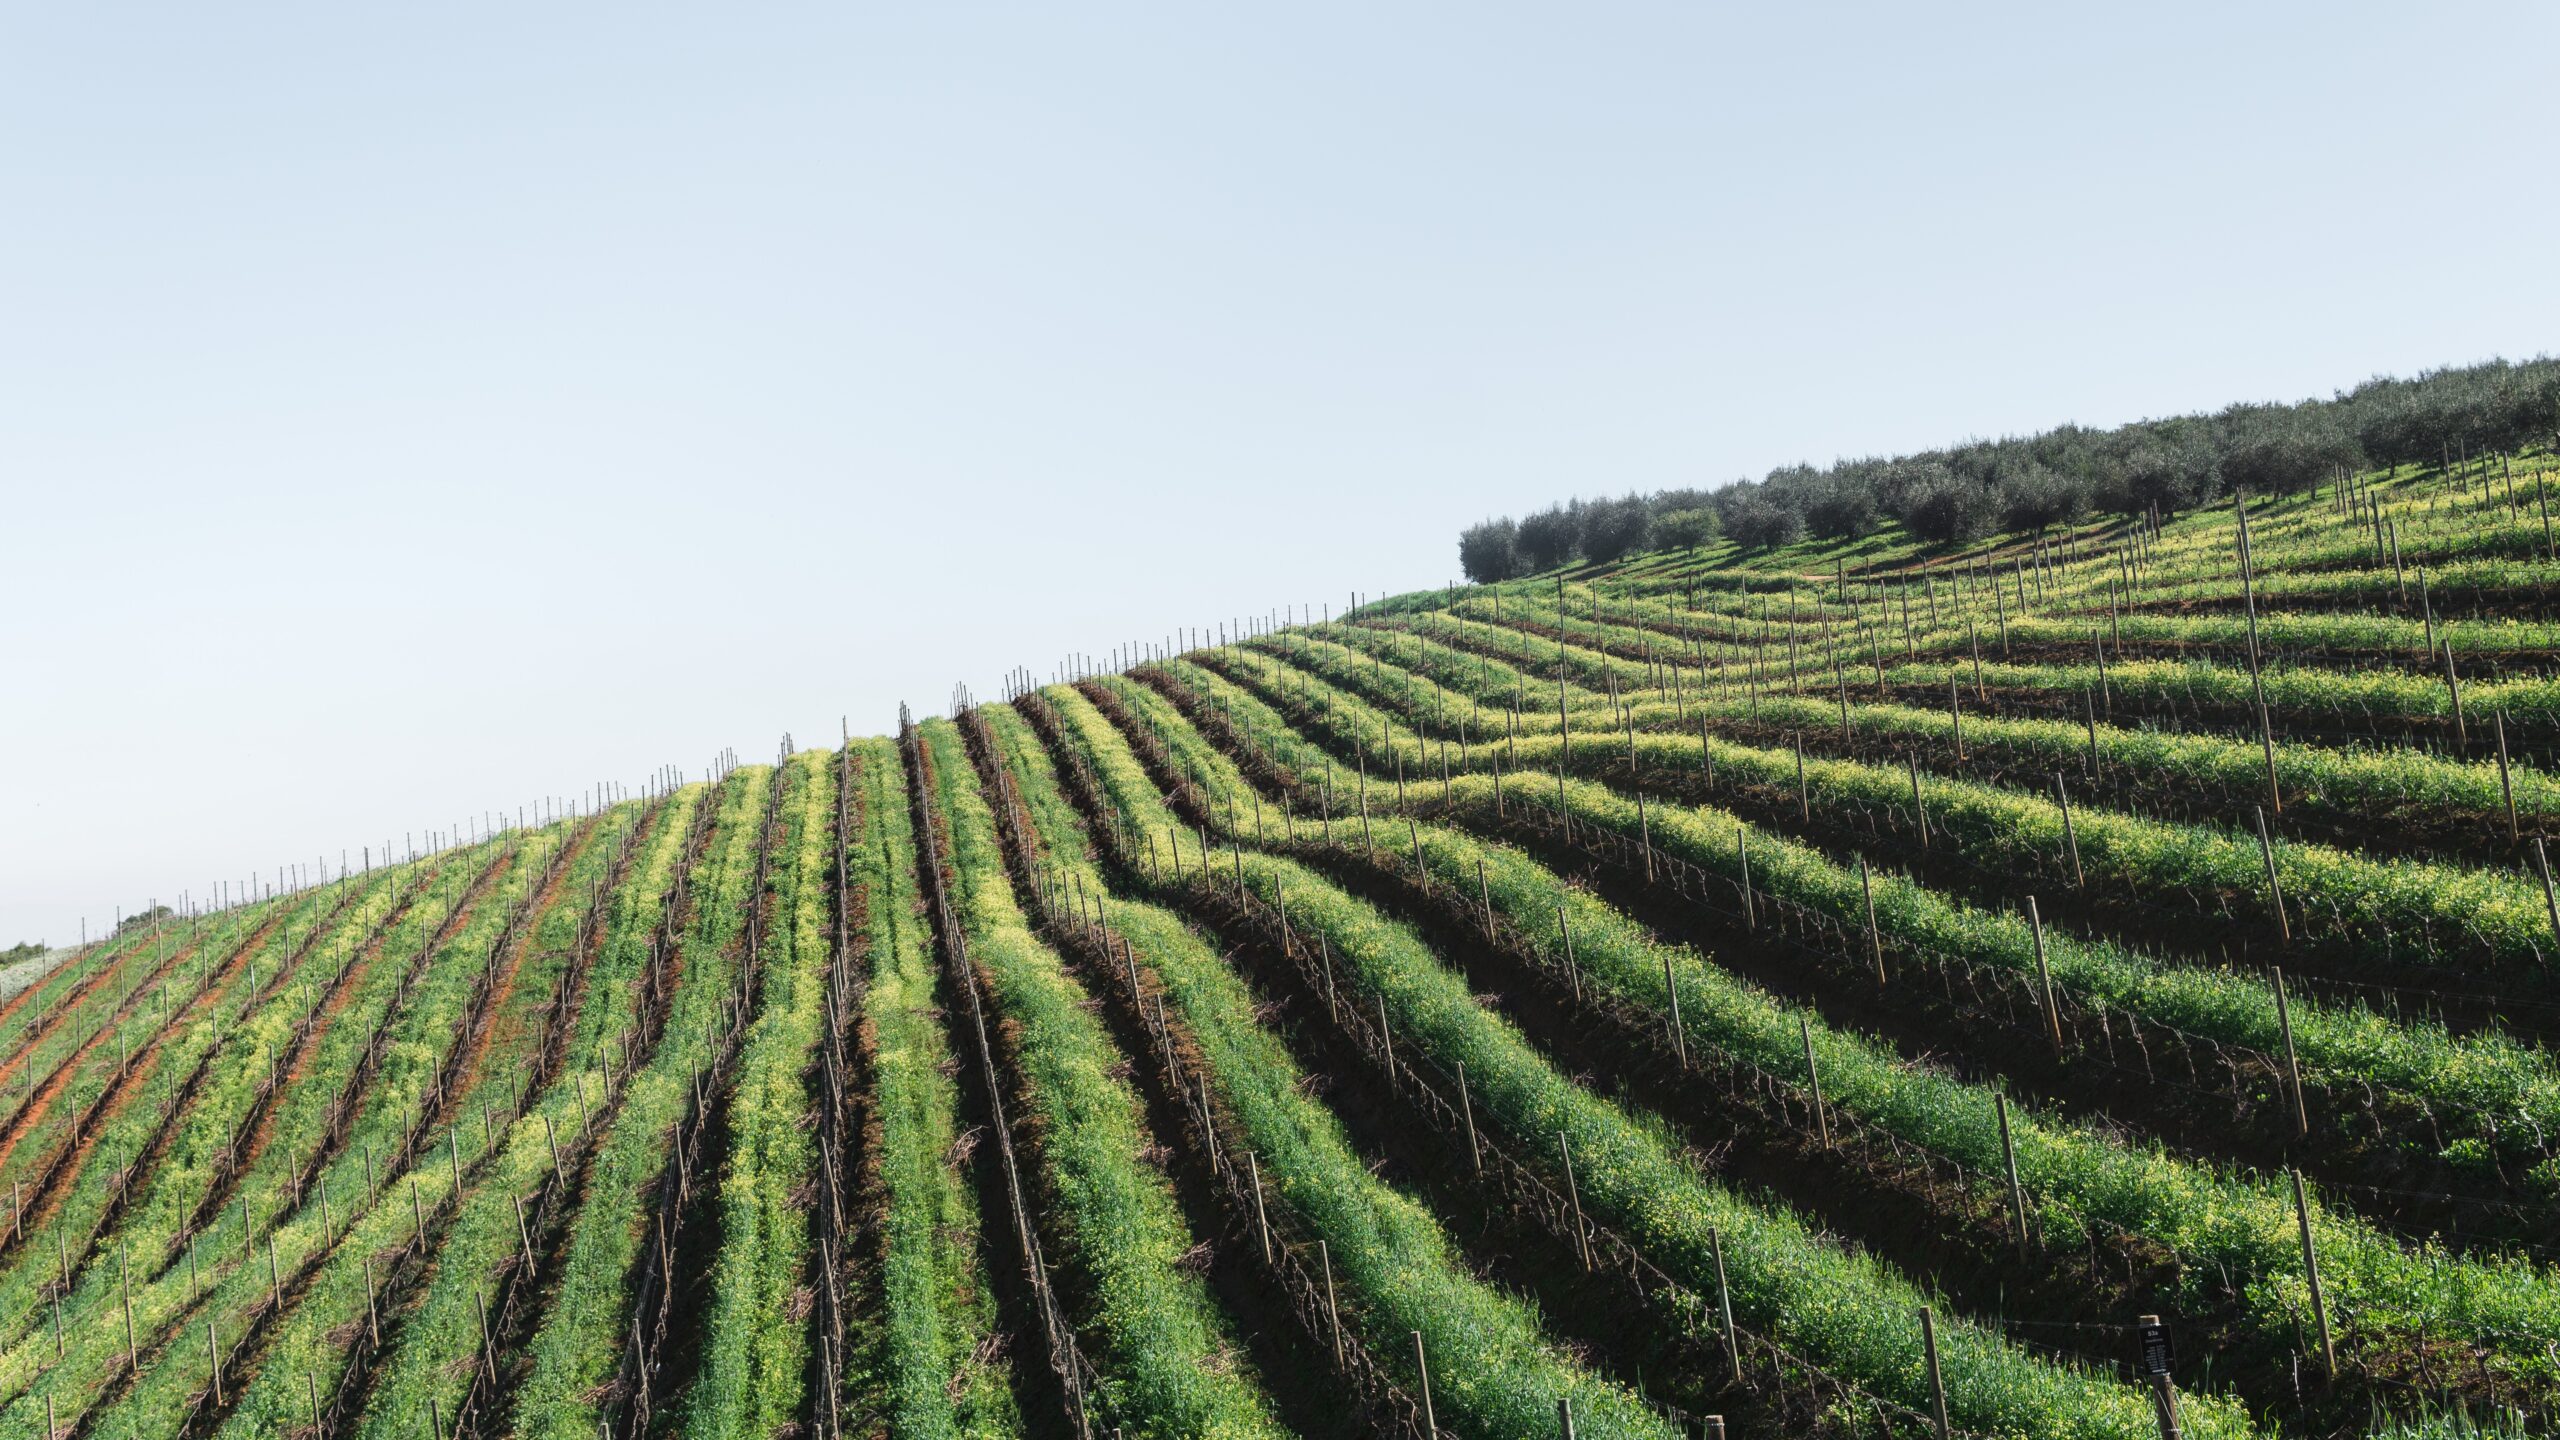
[7,3,2555,943]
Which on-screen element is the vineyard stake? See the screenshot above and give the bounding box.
[1859,856,1885,984]
[1558,908,1583,1002]
[1919,1305,1950,1440]
[1457,1062,1482,1172]
[2538,840,2560,949]
[2054,775,2083,887]
[1663,951,1688,1066]
[2291,1168,2335,1373]
[1411,1331,1437,1437]
[1907,758,1929,849]
[120,1246,135,1368]
[1559,1131,1592,1270]
[1320,1240,1343,1365]
[1995,1092,2029,1258]
[2272,967,2307,1137]
[2086,688,2101,779]
[2442,642,2467,744]
[1801,1016,1829,1149]
[2027,897,2062,1057]
[1709,1225,1741,1387]
[2254,807,2289,946]
[2495,711,2517,841]
[1558,1398,1578,1440]
[1736,830,1755,929]
[1949,680,1964,760]
[1247,1152,1272,1264]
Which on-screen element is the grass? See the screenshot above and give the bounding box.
[1041,680,2260,1440]
[852,736,1022,1438]
[917,718,1291,1440]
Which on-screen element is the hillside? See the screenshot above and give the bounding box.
[11,452,2560,1440]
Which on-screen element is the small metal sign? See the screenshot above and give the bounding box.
[2135,1318,2175,1377]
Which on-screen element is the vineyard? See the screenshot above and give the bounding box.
[23,454,2560,1440]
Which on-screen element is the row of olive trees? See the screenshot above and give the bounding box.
[1456,356,2560,579]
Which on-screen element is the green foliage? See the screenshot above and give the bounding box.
[918,720,1290,1440]
[987,701,1682,1439]
[1047,682,2259,1440]
[855,738,1022,1438]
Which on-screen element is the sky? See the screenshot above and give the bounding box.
[5,2,2556,944]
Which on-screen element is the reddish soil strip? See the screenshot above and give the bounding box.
[0,937,166,1099]
[442,822,603,1123]
[539,807,668,1086]
[0,884,398,1267]
[0,921,245,1180]
[212,848,517,1226]
[0,942,103,1049]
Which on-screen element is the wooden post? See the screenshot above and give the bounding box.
[1996,1093,2028,1258]
[1558,1397,1579,1440]
[1918,1306,1951,1440]
[1702,1417,1726,1440]
[1411,1330,1438,1437]
[1559,1131,1593,1270]
[2291,1168,2335,1374]
[1949,679,1964,760]
[121,1246,136,1368]
[2495,711,2518,841]
[1737,829,1755,929]
[2139,1313,2186,1440]
[1247,1152,1272,1265]
[1801,1016,1830,1149]
[2272,967,2308,1138]
[1664,952,1688,1066]
[1457,1062,1482,1172]
[2028,897,2063,1057]
[1557,907,1583,1002]
[2055,775,2083,887]
[1319,1241,1343,1365]
[1709,1225,1742,1387]
[2254,806,2290,945]
[2537,840,2560,950]
[1907,758,1929,849]
[2443,641,2467,744]
[1859,856,1885,985]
